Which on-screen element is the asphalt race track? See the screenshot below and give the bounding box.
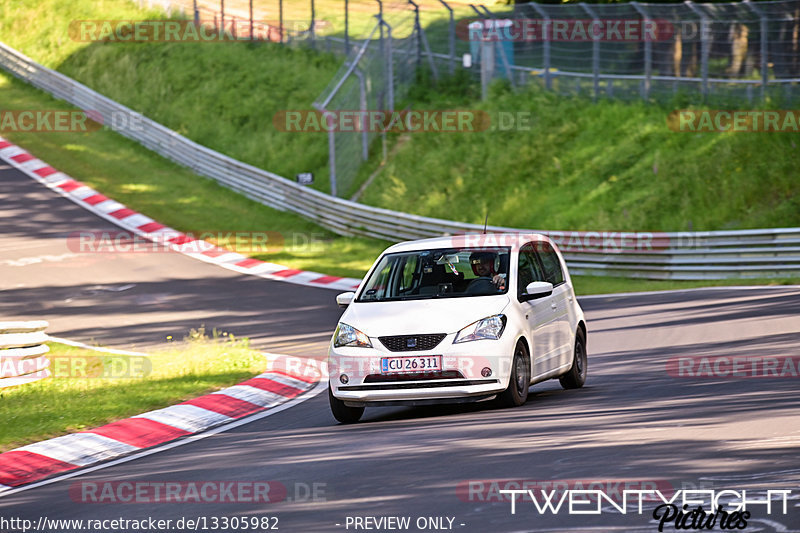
[2,163,800,532]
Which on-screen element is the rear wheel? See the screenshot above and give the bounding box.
[560,329,587,389]
[329,387,364,424]
[498,341,531,407]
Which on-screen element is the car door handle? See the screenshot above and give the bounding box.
[550,303,558,310]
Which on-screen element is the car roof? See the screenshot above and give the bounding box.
[384,233,554,254]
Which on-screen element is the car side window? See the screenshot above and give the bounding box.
[517,244,545,297]
[536,242,565,286]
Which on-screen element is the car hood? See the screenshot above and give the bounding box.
[341,295,511,337]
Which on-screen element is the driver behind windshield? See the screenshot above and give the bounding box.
[467,251,506,294]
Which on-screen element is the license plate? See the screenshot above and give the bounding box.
[381,355,442,374]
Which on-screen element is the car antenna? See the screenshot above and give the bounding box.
[483,212,489,234]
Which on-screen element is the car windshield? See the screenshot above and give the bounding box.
[356,247,510,302]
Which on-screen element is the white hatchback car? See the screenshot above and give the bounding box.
[328,233,587,423]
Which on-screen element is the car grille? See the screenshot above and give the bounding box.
[338,379,499,391]
[363,371,464,383]
[378,333,447,352]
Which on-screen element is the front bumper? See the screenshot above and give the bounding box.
[329,332,514,405]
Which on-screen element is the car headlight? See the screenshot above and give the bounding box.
[453,314,507,343]
[333,323,373,348]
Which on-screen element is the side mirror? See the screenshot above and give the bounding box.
[336,292,355,308]
[520,281,553,302]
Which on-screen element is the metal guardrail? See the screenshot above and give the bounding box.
[0,321,50,388]
[1,41,799,280]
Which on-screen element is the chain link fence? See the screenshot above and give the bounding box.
[136,0,800,196]
[312,3,433,197]
[491,0,800,104]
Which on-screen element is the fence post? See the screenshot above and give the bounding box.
[385,21,395,111]
[529,3,551,90]
[355,69,369,161]
[220,0,225,29]
[685,1,709,101]
[481,40,495,100]
[631,2,652,100]
[437,0,455,75]
[345,0,350,54]
[744,0,769,101]
[310,0,316,49]
[313,109,337,196]
[581,3,601,102]
[409,0,422,72]
[375,0,385,109]
[249,0,253,40]
[279,0,284,43]
[410,0,440,81]
[193,0,199,25]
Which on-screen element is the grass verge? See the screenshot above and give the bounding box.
[0,332,266,452]
[1,2,796,293]
[2,71,797,294]
[0,72,389,279]
[360,78,800,232]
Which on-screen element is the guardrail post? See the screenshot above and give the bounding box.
[685,1,709,101]
[631,2,652,100]
[529,3,552,90]
[437,0,455,75]
[744,0,769,101]
[581,3,601,102]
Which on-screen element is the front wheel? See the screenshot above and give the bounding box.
[560,329,587,389]
[498,341,531,407]
[329,387,364,424]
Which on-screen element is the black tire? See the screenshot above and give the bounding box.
[498,341,531,407]
[329,387,364,424]
[560,329,587,390]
